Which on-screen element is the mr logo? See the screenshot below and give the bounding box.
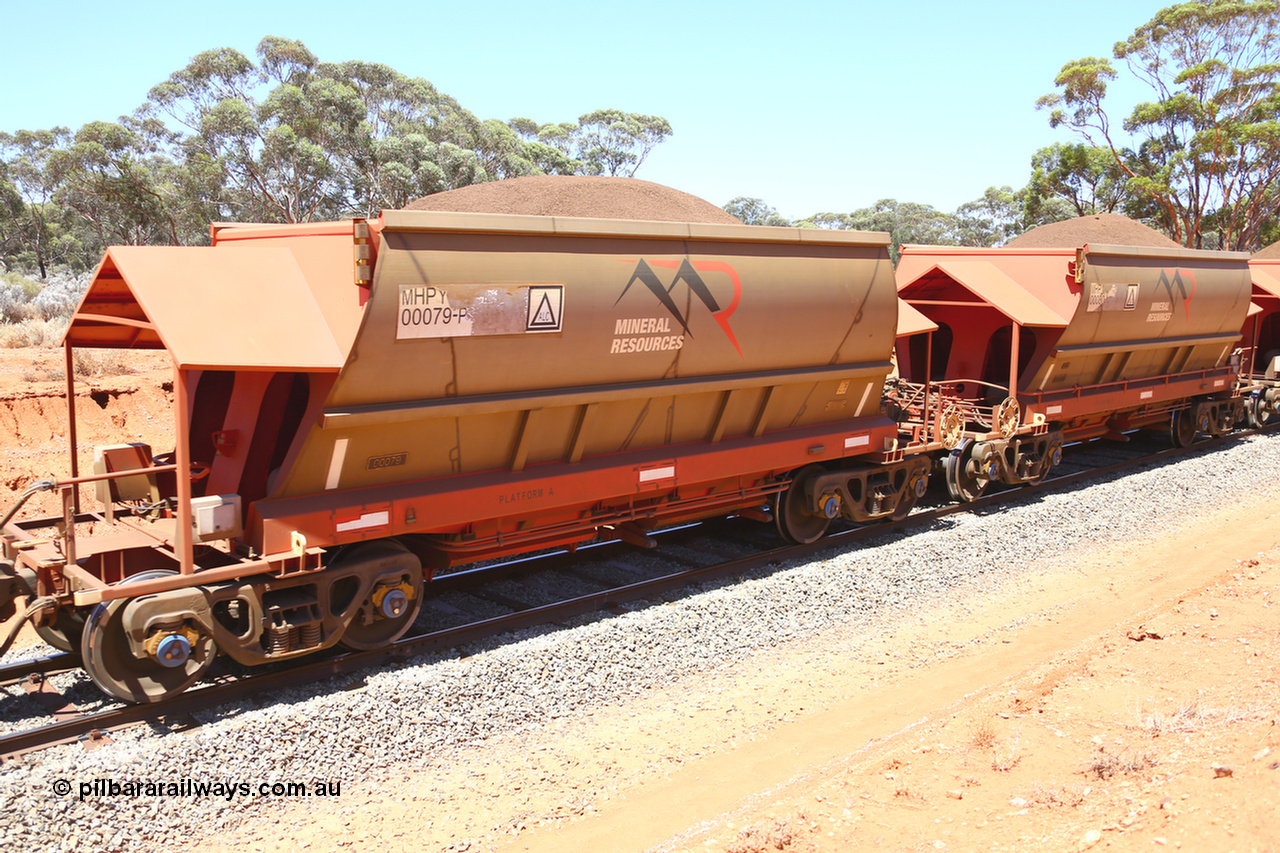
[1156,269,1196,322]
[616,258,743,356]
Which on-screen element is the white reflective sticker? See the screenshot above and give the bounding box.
[638,466,675,483]
[325,438,349,490]
[844,434,871,449]
[855,382,873,416]
[1047,405,1063,415]
[1214,379,1225,387]
[335,511,390,533]
[1140,390,1154,399]
[1038,363,1056,391]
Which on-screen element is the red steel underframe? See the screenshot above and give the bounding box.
[45,415,903,605]
[1019,365,1236,435]
[35,368,1240,607]
[253,416,905,560]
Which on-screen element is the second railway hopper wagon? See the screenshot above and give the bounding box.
[891,243,1254,501]
[1245,258,1280,426]
[0,212,929,703]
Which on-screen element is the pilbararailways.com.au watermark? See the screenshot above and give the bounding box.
[52,778,342,801]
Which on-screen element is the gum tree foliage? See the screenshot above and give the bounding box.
[508,110,673,177]
[47,119,195,248]
[800,200,962,262]
[574,110,671,177]
[1025,142,1132,219]
[1,122,209,271]
[0,36,675,288]
[136,38,675,222]
[0,128,94,277]
[1037,0,1280,250]
[0,160,24,269]
[506,118,580,175]
[790,187,1078,261]
[144,39,363,222]
[953,186,1032,247]
[722,197,792,226]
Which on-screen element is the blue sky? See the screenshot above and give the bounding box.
[1,0,1163,220]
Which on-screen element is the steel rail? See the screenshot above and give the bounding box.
[0,653,79,688]
[0,426,1273,761]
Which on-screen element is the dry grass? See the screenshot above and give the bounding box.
[20,365,65,383]
[893,785,926,803]
[1027,783,1087,808]
[1134,698,1267,734]
[726,815,800,853]
[968,717,998,750]
[1083,747,1157,780]
[991,727,1022,772]
[0,317,68,349]
[72,349,134,378]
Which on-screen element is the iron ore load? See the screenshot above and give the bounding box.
[0,185,1275,705]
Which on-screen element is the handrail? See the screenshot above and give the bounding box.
[50,463,179,489]
[0,480,57,532]
[3,464,182,570]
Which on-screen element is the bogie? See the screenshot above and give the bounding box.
[81,571,217,705]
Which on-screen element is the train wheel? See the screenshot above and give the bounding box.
[1027,441,1063,486]
[1170,408,1197,448]
[773,465,832,545]
[338,541,424,652]
[81,570,216,704]
[890,470,929,521]
[1247,396,1278,428]
[34,607,87,654]
[944,440,988,503]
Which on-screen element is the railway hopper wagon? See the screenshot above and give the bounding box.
[892,243,1255,501]
[1244,258,1280,426]
[0,211,931,703]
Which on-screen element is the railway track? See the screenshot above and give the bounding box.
[0,426,1271,761]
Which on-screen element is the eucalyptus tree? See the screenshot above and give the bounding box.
[1025,142,1131,219]
[952,186,1033,247]
[574,109,672,176]
[1038,0,1280,250]
[0,128,87,277]
[142,39,361,223]
[722,197,792,226]
[0,159,24,270]
[4,35,679,260]
[47,119,193,248]
[320,58,511,212]
[801,200,961,262]
[508,112,673,177]
[138,39,666,220]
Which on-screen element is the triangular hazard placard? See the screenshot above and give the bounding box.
[531,293,555,325]
[526,285,563,331]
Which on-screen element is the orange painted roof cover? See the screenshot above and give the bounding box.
[65,246,345,371]
[895,298,938,336]
[1252,265,1280,299]
[897,246,1080,326]
[897,250,1071,328]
